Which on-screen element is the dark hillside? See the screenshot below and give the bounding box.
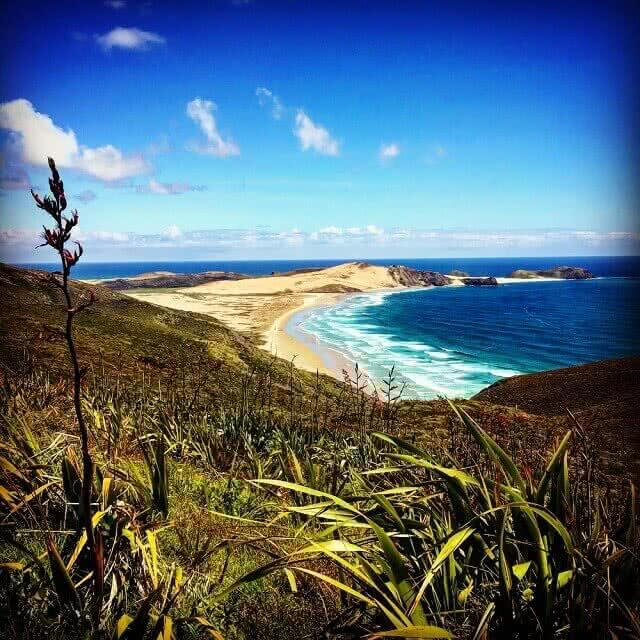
[0,263,333,406]
[473,357,640,416]
[474,357,640,482]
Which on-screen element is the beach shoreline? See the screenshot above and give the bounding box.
[262,292,347,378]
[120,265,585,382]
[262,276,572,379]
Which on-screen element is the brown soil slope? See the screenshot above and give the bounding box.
[474,358,640,482]
[473,357,640,416]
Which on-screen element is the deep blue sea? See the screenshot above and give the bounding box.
[18,256,640,399]
[297,276,640,399]
[17,255,640,280]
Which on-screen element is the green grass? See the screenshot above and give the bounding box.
[1,263,638,639]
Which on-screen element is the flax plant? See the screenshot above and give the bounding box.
[30,157,104,617]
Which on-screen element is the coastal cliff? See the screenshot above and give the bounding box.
[507,265,594,279]
[387,265,451,287]
[462,276,498,286]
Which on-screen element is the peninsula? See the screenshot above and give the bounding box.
[118,261,594,376]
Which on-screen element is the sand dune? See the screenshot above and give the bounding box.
[125,263,410,375]
[188,262,404,295]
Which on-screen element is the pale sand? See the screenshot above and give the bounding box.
[124,263,406,377]
[123,265,568,379]
[262,292,346,376]
[186,261,404,295]
[446,274,564,285]
[496,276,565,284]
[126,288,349,377]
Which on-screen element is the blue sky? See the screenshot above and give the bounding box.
[0,0,638,261]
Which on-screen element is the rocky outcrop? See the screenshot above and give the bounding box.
[449,270,470,277]
[507,266,594,280]
[388,266,451,287]
[102,271,248,290]
[462,277,498,286]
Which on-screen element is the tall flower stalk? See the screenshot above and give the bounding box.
[31,158,103,617]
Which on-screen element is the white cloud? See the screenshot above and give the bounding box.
[0,99,77,166]
[82,230,130,243]
[256,87,284,119]
[379,143,400,161]
[138,179,205,195]
[294,110,339,156]
[0,99,152,182]
[163,225,182,239]
[75,145,150,181]
[186,98,240,157]
[3,227,638,259]
[96,27,165,51]
[105,0,126,8]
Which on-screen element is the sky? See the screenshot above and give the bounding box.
[0,0,638,262]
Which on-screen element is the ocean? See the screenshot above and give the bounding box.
[296,277,639,398]
[17,255,640,280]
[19,256,640,399]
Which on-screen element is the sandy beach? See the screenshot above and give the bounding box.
[122,264,570,379]
[124,263,407,378]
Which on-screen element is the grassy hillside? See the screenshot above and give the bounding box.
[474,357,640,483]
[1,264,638,639]
[473,357,640,416]
[3,263,636,479]
[0,263,337,409]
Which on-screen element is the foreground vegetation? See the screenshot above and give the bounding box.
[1,360,638,638]
[1,160,638,638]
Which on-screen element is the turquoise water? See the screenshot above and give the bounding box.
[19,256,639,399]
[297,278,640,399]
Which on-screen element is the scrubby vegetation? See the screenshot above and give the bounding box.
[1,160,638,638]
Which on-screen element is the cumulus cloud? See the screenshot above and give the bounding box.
[294,110,339,156]
[256,87,284,119]
[0,99,152,182]
[163,225,182,239]
[318,226,343,235]
[137,179,206,195]
[186,98,240,157]
[379,143,400,161]
[96,27,165,51]
[2,227,638,261]
[81,230,130,243]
